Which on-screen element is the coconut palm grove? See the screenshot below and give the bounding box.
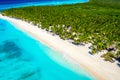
[1,0,120,62]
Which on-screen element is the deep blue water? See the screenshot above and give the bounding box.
[0,0,87,4]
[0,0,88,11]
[0,18,95,80]
[1,0,51,4]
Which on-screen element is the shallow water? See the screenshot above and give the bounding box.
[0,0,88,11]
[0,18,95,80]
[0,0,95,80]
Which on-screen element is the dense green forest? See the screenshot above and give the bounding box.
[1,0,120,62]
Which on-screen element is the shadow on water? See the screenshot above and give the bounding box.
[2,41,22,59]
[0,29,5,31]
[19,68,41,80]
[0,40,21,61]
[0,40,41,80]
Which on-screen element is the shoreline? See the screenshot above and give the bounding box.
[0,14,120,80]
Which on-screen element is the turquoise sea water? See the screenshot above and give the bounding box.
[0,0,95,80]
[0,0,88,11]
[0,19,95,80]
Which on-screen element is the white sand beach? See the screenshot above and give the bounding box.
[0,14,120,80]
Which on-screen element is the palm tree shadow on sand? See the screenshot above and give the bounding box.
[117,63,120,67]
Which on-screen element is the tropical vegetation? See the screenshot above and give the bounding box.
[1,0,120,62]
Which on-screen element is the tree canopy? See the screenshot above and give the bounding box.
[2,0,120,62]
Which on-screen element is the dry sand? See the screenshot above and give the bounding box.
[0,14,120,80]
